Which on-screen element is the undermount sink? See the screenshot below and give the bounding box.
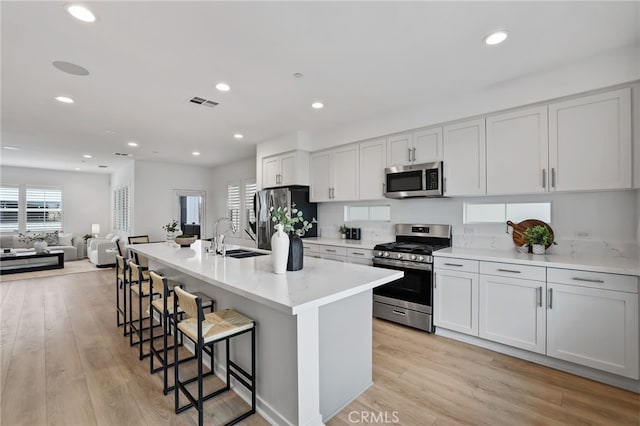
[225,249,267,259]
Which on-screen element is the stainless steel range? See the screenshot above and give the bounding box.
[372,224,452,332]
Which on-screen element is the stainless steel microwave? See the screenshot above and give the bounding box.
[384,161,444,199]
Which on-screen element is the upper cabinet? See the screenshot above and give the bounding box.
[486,106,549,195]
[548,88,632,192]
[359,138,387,200]
[261,151,309,188]
[310,145,359,202]
[443,119,486,196]
[386,128,443,167]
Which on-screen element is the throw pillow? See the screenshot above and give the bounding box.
[111,235,119,243]
[57,232,74,246]
[44,231,59,245]
[105,233,115,240]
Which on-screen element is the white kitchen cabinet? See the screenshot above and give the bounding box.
[486,106,549,195]
[443,119,486,196]
[548,88,632,192]
[309,145,359,202]
[386,128,443,167]
[546,271,639,379]
[479,274,546,354]
[346,248,373,266]
[434,265,479,336]
[359,138,387,200]
[261,150,309,188]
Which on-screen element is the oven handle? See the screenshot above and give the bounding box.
[373,257,433,271]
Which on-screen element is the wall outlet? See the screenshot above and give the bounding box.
[464,227,474,234]
[574,231,592,239]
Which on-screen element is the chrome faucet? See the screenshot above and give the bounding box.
[214,217,236,255]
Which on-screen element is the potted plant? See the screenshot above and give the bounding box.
[162,220,181,241]
[270,205,314,272]
[338,224,348,239]
[524,225,556,254]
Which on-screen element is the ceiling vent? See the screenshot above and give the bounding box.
[98,165,108,168]
[114,152,132,157]
[189,96,219,108]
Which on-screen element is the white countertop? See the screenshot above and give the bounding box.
[434,247,640,276]
[302,237,385,250]
[131,242,402,315]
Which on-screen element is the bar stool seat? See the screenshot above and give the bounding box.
[173,287,256,426]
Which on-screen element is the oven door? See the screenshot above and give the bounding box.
[372,258,432,311]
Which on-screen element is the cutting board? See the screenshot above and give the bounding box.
[506,219,555,251]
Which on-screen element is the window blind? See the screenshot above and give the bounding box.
[227,183,240,233]
[0,187,19,232]
[25,188,62,231]
[244,180,256,237]
[113,186,129,231]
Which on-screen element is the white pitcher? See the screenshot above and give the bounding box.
[271,224,289,274]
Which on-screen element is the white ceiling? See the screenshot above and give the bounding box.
[1,1,638,174]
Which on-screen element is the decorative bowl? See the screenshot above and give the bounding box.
[174,236,197,247]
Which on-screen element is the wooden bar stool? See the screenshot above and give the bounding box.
[148,271,215,395]
[173,287,256,426]
[115,255,129,336]
[128,260,161,360]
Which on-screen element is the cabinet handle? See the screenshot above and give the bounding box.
[572,277,605,284]
[331,187,335,199]
[328,188,331,199]
[412,147,416,162]
[351,252,365,256]
[548,288,553,309]
[392,309,407,316]
[497,268,522,274]
[537,286,542,307]
[443,177,447,193]
[382,182,386,193]
[444,263,464,267]
[325,249,336,253]
[542,169,546,188]
[408,148,412,162]
[551,168,556,188]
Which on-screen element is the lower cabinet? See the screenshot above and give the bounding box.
[479,275,546,354]
[546,282,639,379]
[434,268,479,336]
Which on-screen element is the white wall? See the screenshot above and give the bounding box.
[317,190,639,256]
[209,156,257,246]
[133,160,213,241]
[0,166,111,237]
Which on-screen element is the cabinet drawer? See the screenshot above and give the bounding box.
[480,261,545,281]
[347,248,373,259]
[319,253,346,263]
[435,257,479,273]
[319,245,347,256]
[302,242,319,253]
[547,268,638,294]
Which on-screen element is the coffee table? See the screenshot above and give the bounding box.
[0,250,65,275]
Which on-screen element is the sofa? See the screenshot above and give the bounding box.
[87,234,120,267]
[0,232,81,261]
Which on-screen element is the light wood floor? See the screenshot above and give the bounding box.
[1,269,639,426]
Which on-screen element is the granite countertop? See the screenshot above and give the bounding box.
[130,241,402,315]
[302,237,386,250]
[434,247,640,276]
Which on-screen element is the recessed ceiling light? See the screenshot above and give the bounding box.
[3,146,21,150]
[192,151,200,156]
[484,31,508,45]
[311,102,324,109]
[233,134,244,139]
[66,4,96,23]
[74,168,81,171]
[56,96,74,104]
[83,154,92,158]
[215,83,230,92]
[127,142,138,147]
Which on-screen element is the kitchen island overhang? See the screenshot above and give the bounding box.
[130,242,402,426]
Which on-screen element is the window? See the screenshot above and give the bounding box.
[463,202,551,224]
[25,188,62,231]
[244,179,257,240]
[113,186,129,231]
[0,186,19,232]
[227,183,241,233]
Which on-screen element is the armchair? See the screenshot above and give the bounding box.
[88,235,119,267]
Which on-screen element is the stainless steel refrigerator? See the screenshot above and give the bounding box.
[256,185,317,250]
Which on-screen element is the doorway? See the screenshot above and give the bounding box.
[173,190,205,238]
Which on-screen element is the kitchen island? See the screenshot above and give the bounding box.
[130,242,402,426]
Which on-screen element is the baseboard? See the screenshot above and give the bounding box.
[435,328,640,393]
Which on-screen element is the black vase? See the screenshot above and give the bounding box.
[287,234,304,271]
